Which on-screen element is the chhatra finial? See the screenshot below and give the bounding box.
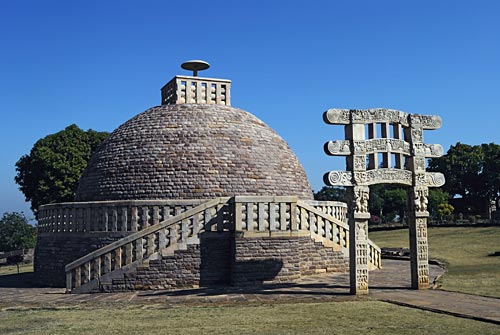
[181,60,210,77]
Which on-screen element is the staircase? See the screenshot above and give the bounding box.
[65,198,230,293]
[65,197,382,293]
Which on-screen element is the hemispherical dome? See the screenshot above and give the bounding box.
[76,104,313,201]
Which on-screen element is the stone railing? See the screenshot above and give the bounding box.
[232,196,298,234]
[161,75,231,106]
[297,201,349,253]
[37,200,212,233]
[65,198,230,293]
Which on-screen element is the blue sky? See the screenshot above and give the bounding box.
[1,0,499,218]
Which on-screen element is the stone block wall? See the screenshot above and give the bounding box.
[34,232,129,287]
[107,233,232,291]
[231,235,348,286]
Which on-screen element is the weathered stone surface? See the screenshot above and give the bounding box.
[35,232,130,287]
[76,104,313,201]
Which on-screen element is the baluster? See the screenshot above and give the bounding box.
[131,207,138,232]
[103,208,109,232]
[158,229,167,250]
[115,247,123,270]
[82,262,91,284]
[104,252,112,273]
[309,210,315,233]
[111,207,118,231]
[280,202,287,230]
[234,201,242,231]
[92,257,101,280]
[290,202,297,231]
[124,243,133,264]
[192,213,201,235]
[152,206,160,225]
[325,219,332,241]
[147,234,156,256]
[141,206,149,229]
[332,223,340,245]
[258,202,266,231]
[248,202,256,231]
[269,202,276,231]
[74,267,81,288]
[121,207,128,231]
[135,238,144,261]
[204,207,212,231]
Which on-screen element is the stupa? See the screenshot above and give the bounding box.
[35,61,381,292]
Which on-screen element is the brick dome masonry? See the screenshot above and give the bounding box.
[76,103,313,201]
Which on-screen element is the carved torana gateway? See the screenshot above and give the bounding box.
[323,108,445,294]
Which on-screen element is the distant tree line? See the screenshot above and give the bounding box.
[315,142,500,223]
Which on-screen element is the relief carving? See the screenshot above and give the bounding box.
[354,187,370,214]
[354,169,413,186]
[413,188,429,212]
[324,109,350,125]
[353,156,366,170]
[325,171,353,186]
[325,140,351,155]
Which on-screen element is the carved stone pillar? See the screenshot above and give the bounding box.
[348,185,370,294]
[406,115,430,289]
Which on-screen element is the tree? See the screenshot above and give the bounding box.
[428,142,500,216]
[428,142,483,200]
[369,185,407,223]
[15,124,109,216]
[314,186,346,201]
[428,188,451,219]
[0,212,36,252]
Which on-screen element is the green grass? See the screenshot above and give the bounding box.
[0,262,33,276]
[370,226,500,298]
[1,301,499,335]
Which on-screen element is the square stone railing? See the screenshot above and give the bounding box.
[161,75,231,106]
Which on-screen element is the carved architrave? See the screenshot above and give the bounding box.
[353,169,413,186]
[413,143,444,158]
[410,114,443,130]
[325,171,353,186]
[323,109,350,125]
[325,140,351,155]
[425,172,446,187]
[353,139,411,155]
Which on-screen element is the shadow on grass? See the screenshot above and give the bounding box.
[137,281,410,298]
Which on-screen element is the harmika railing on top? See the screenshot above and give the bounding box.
[65,198,231,292]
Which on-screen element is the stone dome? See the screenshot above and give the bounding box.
[76,104,313,201]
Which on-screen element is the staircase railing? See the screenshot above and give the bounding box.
[296,201,382,269]
[65,197,230,292]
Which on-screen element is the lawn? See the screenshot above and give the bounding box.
[370,226,500,298]
[0,262,33,276]
[1,301,499,335]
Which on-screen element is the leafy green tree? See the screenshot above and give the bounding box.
[369,185,407,223]
[428,142,483,200]
[0,212,36,252]
[429,142,500,216]
[428,188,450,219]
[15,124,109,216]
[314,186,346,201]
